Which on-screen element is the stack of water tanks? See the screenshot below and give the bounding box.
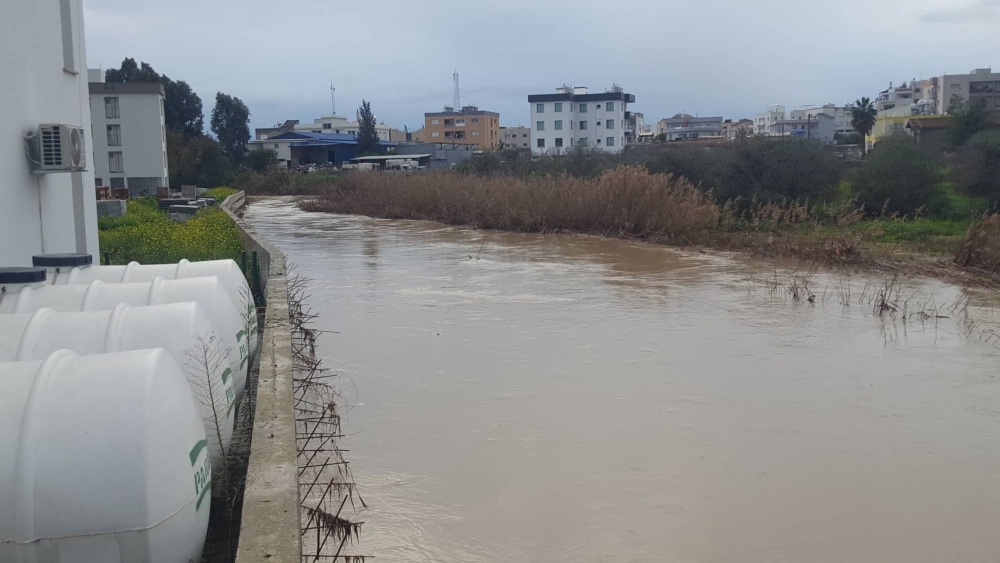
[0,254,257,563]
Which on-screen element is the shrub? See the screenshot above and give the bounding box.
[203,186,238,201]
[955,214,1000,272]
[97,197,168,231]
[248,149,278,173]
[303,166,720,240]
[852,135,947,217]
[713,137,843,204]
[953,129,1000,206]
[234,168,335,195]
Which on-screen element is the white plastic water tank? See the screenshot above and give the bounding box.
[0,276,250,400]
[37,256,258,348]
[0,303,237,487]
[0,349,209,563]
[0,267,48,297]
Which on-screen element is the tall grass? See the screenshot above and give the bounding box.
[302,166,722,241]
[955,214,1000,273]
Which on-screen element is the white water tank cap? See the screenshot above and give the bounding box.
[32,253,93,268]
[0,348,209,562]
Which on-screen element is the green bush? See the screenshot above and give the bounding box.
[99,198,242,265]
[953,130,1000,206]
[203,186,238,201]
[713,137,843,204]
[852,136,947,217]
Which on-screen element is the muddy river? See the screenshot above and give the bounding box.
[245,198,1000,562]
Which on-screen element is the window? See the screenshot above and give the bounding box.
[597,121,602,127]
[597,138,602,145]
[109,151,124,173]
[110,177,125,189]
[444,119,455,127]
[536,121,545,131]
[579,103,588,113]
[606,102,615,111]
[578,137,588,146]
[95,178,102,186]
[107,124,121,146]
[606,120,614,129]
[163,150,167,169]
[59,0,77,73]
[472,118,479,123]
[580,121,588,130]
[522,133,528,138]
[554,103,563,112]
[455,119,466,127]
[472,130,480,136]
[607,137,615,147]
[555,138,563,147]
[537,138,545,148]
[274,143,279,149]
[555,120,563,130]
[323,123,331,129]
[432,131,440,137]
[105,97,120,119]
[536,103,545,113]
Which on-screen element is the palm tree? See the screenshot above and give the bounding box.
[850,97,877,155]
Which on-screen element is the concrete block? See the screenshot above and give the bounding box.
[96,199,127,218]
[168,204,201,222]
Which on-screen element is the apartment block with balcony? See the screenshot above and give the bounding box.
[500,125,530,150]
[528,86,635,154]
[789,105,856,136]
[88,69,169,195]
[753,105,786,135]
[293,115,406,142]
[424,106,500,149]
[656,115,724,140]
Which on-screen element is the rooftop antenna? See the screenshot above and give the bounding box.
[453,70,461,110]
[330,79,336,115]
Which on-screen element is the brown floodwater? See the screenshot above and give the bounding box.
[245,198,1000,562]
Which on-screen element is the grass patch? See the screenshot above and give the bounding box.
[99,198,242,265]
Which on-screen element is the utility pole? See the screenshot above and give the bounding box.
[453,70,461,110]
[330,79,336,116]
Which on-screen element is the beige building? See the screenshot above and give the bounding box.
[424,105,500,149]
[722,118,754,140]
[500,125,530,150]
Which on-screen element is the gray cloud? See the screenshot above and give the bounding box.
[82,0,1000,133]
[920,0,1000,23]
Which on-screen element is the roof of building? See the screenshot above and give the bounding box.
[528,91,635,103]
[260,131,396,146]
[425,108,500,117]
[350,154,432,161]
[906,117,953,130]
[88,82,164,96]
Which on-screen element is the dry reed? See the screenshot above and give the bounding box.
[955,214,1000,273]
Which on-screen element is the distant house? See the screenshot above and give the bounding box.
[247,131,395,167]
[656,115,724,140]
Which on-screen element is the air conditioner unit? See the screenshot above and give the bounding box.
[30,124,87,173]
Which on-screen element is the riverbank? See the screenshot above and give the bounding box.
[295,167,1000,290]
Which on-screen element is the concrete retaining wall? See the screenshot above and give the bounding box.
[221,192,301,563]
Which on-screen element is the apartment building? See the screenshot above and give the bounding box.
[293,115,406,142]
[527,86,635,154]
[753,105,786,135]
[656,115,724,140]
[767,114,835,143]
[423,106,500,149]
[2,0,100,264]
[88,70,168,195]
[790,105,856,136]
[500,125,530,150]
[930,68,1000,115]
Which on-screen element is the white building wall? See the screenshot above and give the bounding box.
[500,126,530,149]
[753,105,786,135]
[90,86,168,194]
[294,115,396,140]
[1,0,99,266]
[530,93,629,154]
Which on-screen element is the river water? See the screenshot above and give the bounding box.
[245,198,1000,562]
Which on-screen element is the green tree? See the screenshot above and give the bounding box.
[852,135,945,217]
[104,57,203,138]
[714,137,843,204]
[248,149,278,172]
[850,97,877,155]
[210,92,251,167]
[835,132,864,145]
[947,95,993,149]
[356,100,381,155]
[953,129,1000,206]
[168,131,234,188]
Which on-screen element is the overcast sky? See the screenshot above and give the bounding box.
[84,0,1000,133]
